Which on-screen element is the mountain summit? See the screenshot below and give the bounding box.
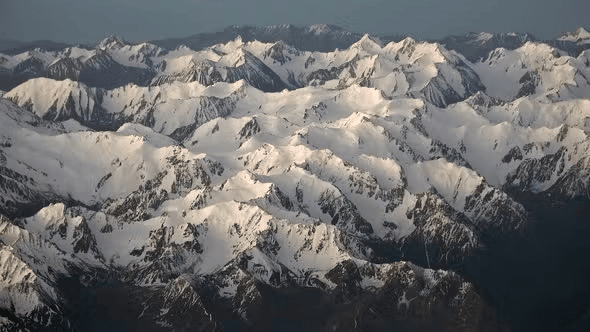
[558,26,590,44]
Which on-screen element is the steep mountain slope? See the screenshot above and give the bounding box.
[558,27,590,45]
[471,42,590,101]
[243,35,486,107]
[149,37,288,92]
[0,40,156,91]
[0,49,55,91]
[551,26,590,56]
[415,91,590,201]
[4,78,248,133]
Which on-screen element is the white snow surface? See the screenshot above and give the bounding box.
[558,27,590,44]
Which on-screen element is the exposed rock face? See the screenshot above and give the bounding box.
[149,48,288,92]
[4,77,246,132]
[0,202,497,331]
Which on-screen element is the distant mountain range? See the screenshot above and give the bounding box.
[0,40,74,55]
[2,24,589,57]
[151,24,366,53]
[1,25,589,94]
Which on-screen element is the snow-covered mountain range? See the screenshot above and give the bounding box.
[2,24,589,92]
[151,24,365,53]
[1,27,590,331]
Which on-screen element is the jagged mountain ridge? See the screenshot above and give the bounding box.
[4,35,488,113]
[2,25,590,102]
[3,78,247,133]
[0,42,156,91]
[472,42,590,102]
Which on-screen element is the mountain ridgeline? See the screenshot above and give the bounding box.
[1,25,590,331]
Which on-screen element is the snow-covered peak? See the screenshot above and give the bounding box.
[558,26,590,44]
[166,38,248,70]
[384,37,436,58]
[475,32,494,43]
[115,123,178,148]
[578,49,590,65]
[484,47,509,62]
[384,37,449,65]
[99,41,163,69]
[472,40,590,101]
[398,36,416,46]
[518,41,563,58]
[212,36,245,55]
[61,46,96,63]
[98,36,128,50]
[350,34,383,53]
[0,49,58,70]
[0,98,40,134]
[484,41,560,64]
[306,24,339,35]
[4,78,97,120]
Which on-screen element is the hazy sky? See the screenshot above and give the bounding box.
[0,0,588,43]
